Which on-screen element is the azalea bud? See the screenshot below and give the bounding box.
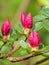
[21,12,33,35]
[1,18,10,42]
[28,32,40,51]
[21,12,32,29]
[2,18,10,36]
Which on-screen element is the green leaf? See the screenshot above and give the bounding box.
[19,48,29,56]
[41,45,49,51]
[41,7,49,17]
[10,29,22,41]
[43,21,49,31]
[20,40,29,49]
[43,52,49,57]
[1,44,10,55]
[34,22,43,31]
[20,40,31,53]
[10,29,18,41]
[11,48,28,57]
[33,15,46,22]
[41,45,49,57]
[16,22,24,34]
[39,43,44,49]
[36,45,49,56]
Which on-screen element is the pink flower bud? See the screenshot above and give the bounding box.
[21,12,33,29]
[1,18,10,36]
[28,32,40,48]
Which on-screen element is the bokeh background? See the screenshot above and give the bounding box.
[0,0,49,65]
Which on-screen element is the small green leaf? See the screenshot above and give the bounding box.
[20,40,31,53]
[37,45,49,53]
[41,45,49,51]
[35,45,49,55]
[11,48,28,57]
[10,29,18,41]
[43,52,49,57]
[34,22,43,31]
[40,44,49,57]
[41,7,49,17]
[20,40,28,49]
[10,29,22,41]
[39,43,44,49]
[43,21,49,31]
[19,49,28,56]
[32,25,35,31]
[16,22,24,34]
[33,15,46,22]
[1,44,10,55]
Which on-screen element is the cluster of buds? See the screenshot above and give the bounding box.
[21,12,32,35]
[21,12,40,51]
[1,12,40,51]
[1,18,10,42]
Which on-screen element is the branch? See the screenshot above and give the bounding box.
[5,36,26,58]
[6,53,42,62]
[31,57,49,65]
[6,50,49,62]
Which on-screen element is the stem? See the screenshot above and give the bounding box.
[6,53,42,62]
[6,50,49,62]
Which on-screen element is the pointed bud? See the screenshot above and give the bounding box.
[28,32,40,51]
[1,18,10,36]
[21,12,32,29]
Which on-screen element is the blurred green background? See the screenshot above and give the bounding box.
[0,0,49,65]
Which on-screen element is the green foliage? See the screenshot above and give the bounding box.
[39,43,44,49]
[41,45,49,57]
[34,22,43,31]
[20,40,31,52]
[11,48,29,57]
[43,21,49,31]
[10,29,18,41]
[1,43,11,55]
[41,45,49,51]
[20,40,29,49]
[41,7,49,17]
[16,22,24,34]
[43,52,49,57]
[33,15,46,23]
[10,29,22,41]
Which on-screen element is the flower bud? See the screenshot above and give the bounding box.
[21,12,33,35]
[28,32,40,51]
[1,18,10,36]
[1,18,10,42]
[21,12,32,29]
